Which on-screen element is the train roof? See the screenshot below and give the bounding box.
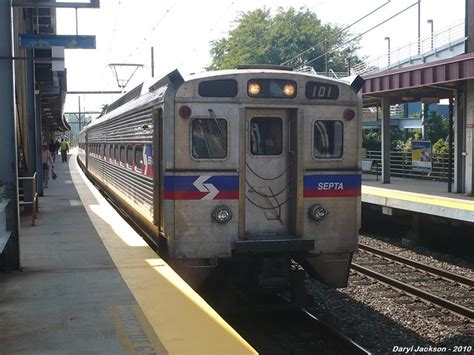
[81,67,363,133]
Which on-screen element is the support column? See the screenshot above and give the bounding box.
[465,80,474,196]
[0,0,20,269]
[36,94,44,196]
[448,97,454,192]
[464,0,474,196]
[26,8,38,201]
[454,89,465,193]
[381,98,391,183]
[421,103,429,139]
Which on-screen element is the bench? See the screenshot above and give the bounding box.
[362,159,379,181]
[0,199,11,255]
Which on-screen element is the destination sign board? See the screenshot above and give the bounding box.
[19,34,96,49]
[305,81,339,100]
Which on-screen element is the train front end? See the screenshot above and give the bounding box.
[163,68,363,290]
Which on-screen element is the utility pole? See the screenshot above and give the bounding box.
[151,46,155,78]
[385,37,391,68]
[324,38,328,76]
[427,19,434,50]
[417,0,421,55]
[78,96,82,131]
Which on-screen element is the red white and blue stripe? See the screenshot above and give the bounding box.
[164,175,239,200]
[303,174,361,198]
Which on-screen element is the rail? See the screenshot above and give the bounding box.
[358,243,474,287]
[18,172,39,226]
[363,150,453,182]
[351,262,474,319]
[301,308,372,355]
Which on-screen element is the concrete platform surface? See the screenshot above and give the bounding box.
[0,152,256,354]
[362,174,474,222]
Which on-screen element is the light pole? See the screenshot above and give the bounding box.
[417,0,421,54]
[324,37,328,76]
[427,19,434,50]
[385,37,391,68]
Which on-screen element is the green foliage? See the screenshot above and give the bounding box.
[426,111,448,143]
[432,139,448,154]
[362,111,449,153]
[409,110,420,119]
[363,128,406,151]
[362,130,380,151]
[208,7,361,72]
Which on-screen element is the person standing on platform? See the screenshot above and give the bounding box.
[49,139,56,163]
[54,138,60,158]
[41,143,54,188]
[60,138,69,163]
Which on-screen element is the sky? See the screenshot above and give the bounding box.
[57,0,465,115]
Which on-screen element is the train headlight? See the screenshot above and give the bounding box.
[248,81,261,96]
[282,83,296,97]
[308,204,327,222]
[212,206,232,224]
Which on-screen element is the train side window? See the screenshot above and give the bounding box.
[250,117,282,155]
[120,145,125,163]
[126,145,134,166]
[313,120,343,159]
[135,146,143,170]
[191,118,227,159]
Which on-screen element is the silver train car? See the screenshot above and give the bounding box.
[78,66,364,292]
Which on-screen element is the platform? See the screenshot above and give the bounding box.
[362,174,474,223]
[0,152,256,354]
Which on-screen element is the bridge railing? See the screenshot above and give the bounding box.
[363,150,453,182]
[352,20,465,76]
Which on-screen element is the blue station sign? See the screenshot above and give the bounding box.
[19,34,96,49]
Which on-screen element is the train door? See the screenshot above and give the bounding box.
[245,109,294,237]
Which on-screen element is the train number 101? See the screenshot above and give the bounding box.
[305,82,339,100]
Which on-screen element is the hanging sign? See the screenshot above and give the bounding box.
[20,34,96,49]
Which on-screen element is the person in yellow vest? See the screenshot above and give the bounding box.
[60,138,69,163]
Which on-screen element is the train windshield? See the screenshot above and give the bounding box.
[313,120,343,159]
[192,118,227,159]
[250,117,282,155]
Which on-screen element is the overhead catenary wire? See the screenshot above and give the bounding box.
[299,0,419,69]
[281,0,392,66]
[106,0,123,64]
[123,0,176,62]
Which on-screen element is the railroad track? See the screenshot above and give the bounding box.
[300,307,372,355]
[220,302,372,355]
[352,243,474,320]
[95,174,372,353]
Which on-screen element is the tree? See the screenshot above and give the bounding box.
[362,130,381,151]
[362,128,406,151]
[426,111,448,143]
[432,139,448,154]
[208,7,361,72]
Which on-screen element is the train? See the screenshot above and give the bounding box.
[78,65,365,300]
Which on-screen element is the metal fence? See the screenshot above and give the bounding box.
[364,150,453,182]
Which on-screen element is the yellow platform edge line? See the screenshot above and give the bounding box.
[362,186,474,212]
[72,156,257,355]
